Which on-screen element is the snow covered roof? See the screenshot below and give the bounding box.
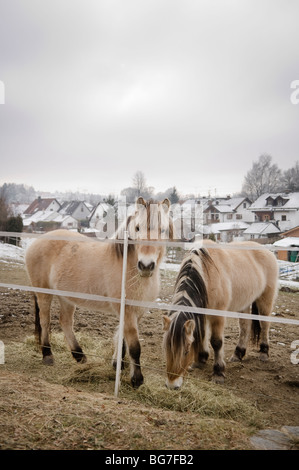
[250,192,299,210]
[243,222,280,235]
[203,222,249,234]
[273,237,299,247]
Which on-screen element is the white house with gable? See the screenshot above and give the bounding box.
[249,192,299,232]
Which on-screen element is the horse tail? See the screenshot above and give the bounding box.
[251,301,261,344]
[34,295,42,345]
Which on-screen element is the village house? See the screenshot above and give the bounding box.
[203,221,249,243]
[23,197,61,216]
[273,237,299,262]
[59,201,91,223]
[249,192,299,232]
[203,197,254,225]
[242,222,280,241]
[22,197,82,232]
[23,210,78,232]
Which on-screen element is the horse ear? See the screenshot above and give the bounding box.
[136,197,146,207]
[161,198,170,212]
[184,319,195,343]
[163,315,171,331]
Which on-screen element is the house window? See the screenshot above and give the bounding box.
[236,214,242,219]
[243,203,246,208]
[227,214,233,220]
[281,215,287,221]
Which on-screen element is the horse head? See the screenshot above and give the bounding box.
[125,197,173,277]
[162,314,196,389]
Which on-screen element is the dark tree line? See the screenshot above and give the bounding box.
[0,187,23,244]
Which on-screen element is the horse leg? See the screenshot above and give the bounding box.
[230,307,251,362]
[124,310,143,388]
[192,320,210,368]
[112,327,127,370]
[210,316,226,384]
[255,288,275,362]
[58,298,87,363]
[35,293,54,365]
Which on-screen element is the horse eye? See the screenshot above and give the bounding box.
[135,225,140,232]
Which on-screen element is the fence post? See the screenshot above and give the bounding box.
[114,230,129,397]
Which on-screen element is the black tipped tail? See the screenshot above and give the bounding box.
[34,295,41,344]
[251,301,261,344]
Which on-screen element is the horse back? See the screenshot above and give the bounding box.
[200,241,278,311]
[25,230,90,289]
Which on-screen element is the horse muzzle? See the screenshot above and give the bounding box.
[165,375,183,390]
[137,260,155,277]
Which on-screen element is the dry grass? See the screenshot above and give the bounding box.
[0,331,265,449]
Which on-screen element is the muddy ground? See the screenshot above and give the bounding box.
[0,259,298,450]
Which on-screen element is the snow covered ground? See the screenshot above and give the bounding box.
[0,242,25,264]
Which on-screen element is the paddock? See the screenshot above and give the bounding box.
[0,234,298,450]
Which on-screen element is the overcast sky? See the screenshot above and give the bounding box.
[0,0,298,198]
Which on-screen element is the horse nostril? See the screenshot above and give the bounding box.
[138,261,155,272]
[138,261,144,271]
[148,261,155,271]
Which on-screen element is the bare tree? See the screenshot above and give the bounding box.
[132,171,147,197]
[283,161,299,192]
[241,154,282,199]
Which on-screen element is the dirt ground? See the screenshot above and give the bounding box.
[0,259,299,450]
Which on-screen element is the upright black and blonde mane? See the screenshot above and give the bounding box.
[167,248,213,351]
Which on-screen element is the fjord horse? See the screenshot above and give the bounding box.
[163,240,278,389]
[25,197,173,388]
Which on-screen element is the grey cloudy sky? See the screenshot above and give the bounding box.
[0,0,298,197]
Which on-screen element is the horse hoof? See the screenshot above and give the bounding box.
[229,354,242,363]
[259,352,269,362]
[131,375,144,389]
[212,374,225,384]
[78,355,87,364]
[43,355,54,366]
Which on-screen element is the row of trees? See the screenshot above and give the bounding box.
[241,154,299,200]
[1,155,299,209]
[0,189,23,244]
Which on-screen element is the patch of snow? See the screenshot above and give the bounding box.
[0,243,25,263]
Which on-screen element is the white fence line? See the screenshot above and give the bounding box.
[1,230,299,251]
[0,282,298,327]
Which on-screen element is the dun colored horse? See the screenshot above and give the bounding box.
[163,241,278,389]
[26,197,173,388]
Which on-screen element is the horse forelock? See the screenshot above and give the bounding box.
[164,310,202,374]
[114,199,173,259]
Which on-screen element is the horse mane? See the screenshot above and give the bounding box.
[167,247,212,352]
